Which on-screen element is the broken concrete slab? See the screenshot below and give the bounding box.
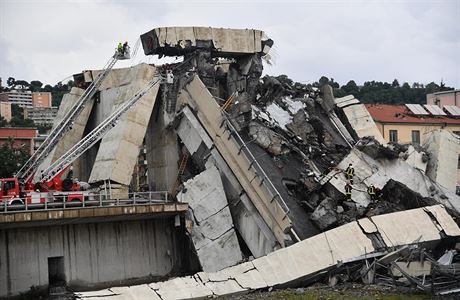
[177,75,292,247]
[108,286,161,300]
[357,218,378,234]
[404,145,428,173]
[423,205,460,237]
[141,27,271,57]
[76,205,460,299]
[335,95,385,144]
[370,208,442,246]
[34,87,92,182]
[390,261,432,277]
[89,64,160,185]
[177,106,279,257]
[310,197,338,231]
[178,166,243,272]
[423,129,460,193]
[249,121,288,155]
[151,276,213,300]
[324,147,460,212]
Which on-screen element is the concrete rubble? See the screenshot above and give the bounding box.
[75,205,460,299]
[177,166,243,272]
[423,129,460,193]
[31,25,460,298]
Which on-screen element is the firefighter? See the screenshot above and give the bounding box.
[367,184,377,203]
[345,163,355,184]
[344,182,352,200]
[117,42,123,55]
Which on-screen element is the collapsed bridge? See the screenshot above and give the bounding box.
[1,26,460,298]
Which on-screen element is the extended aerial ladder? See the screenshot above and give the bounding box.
[16,50,129,183]
[39,75,163,183]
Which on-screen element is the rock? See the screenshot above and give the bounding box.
[310,197,338,230]
[336,206,344,214]
[319,84,335,113]
[249,121,288,155]
[286,110,314,142]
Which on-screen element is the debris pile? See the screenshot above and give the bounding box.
[67,26,460,297]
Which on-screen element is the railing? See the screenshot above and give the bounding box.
[221,113,291,216]
[0,191,171,213]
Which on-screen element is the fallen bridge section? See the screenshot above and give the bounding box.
[177,75,292,247]
[176,106,279,257]
[75,205,460,299]
[141,26,273,57]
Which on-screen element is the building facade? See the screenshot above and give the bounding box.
[366,104,460,188]
[0,127,38,154]
[0,102,12,122]
[365,104,460,144]
[0,90,33,108]
[24,106,58,125]
[32,92,52,108]
[427,89,460,108]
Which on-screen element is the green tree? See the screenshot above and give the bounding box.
[9,116,35,127]
[29,80,43,92]
[6,77,15,87]
[0,116,7,127]
[10,104,23,118]
[342,80,359,96]
[392,79,400,87]
[14,80,29,90]
[0,139,30,178]
[43,84,53,92]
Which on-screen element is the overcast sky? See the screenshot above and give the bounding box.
[0,0,459,88]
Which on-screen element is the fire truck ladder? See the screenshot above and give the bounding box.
[39,75,163,182]
[16,53,121,183]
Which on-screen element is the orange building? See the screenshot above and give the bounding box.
[366,104,460,187]
[32,92,52,108]
[365,104,460,144]
[0,127,38,155]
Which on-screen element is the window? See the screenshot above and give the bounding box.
[389,130,398,142]
[412,130,420,144]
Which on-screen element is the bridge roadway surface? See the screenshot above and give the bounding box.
[0,191,188,228]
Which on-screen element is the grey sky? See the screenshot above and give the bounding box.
[0,0,459,88]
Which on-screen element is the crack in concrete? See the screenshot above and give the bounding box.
[422,208,447,238]
[193,218,235,251]
[356,219,386,250]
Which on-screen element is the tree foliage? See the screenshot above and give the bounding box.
[281,75,455,104]
[0,139,30,178]
[0,116,7,127]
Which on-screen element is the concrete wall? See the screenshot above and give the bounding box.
[0,101,11,122]
[89,64,159,185]
[375,121,460,144]
[0,218,181,297]
[423,129,460,192]
[146,103,179,191]
[335,95,385,144]
[374,122,460,185]
[34,87,91,181]
[427,90,460,108]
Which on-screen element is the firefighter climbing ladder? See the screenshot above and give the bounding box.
[40,75,163,182]
[16,53,121,183]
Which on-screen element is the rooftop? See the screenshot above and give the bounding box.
[429,89,460,96]
[365,104,460,125]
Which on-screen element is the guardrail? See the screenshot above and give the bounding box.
[0,191,171,213]
[221,113,291,215]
